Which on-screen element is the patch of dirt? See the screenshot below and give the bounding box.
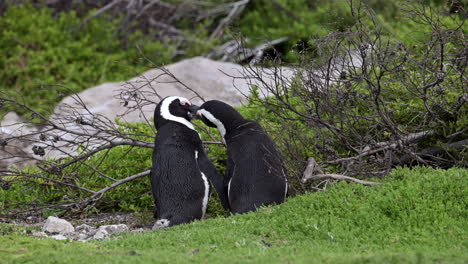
[0,212,155,231]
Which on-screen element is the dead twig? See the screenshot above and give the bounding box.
[74,0,122,30]
[83,169,151,203]
[248,37,289,65]
[302,157,381,186]
[207,37,289,65]
[303,173,382,186]
[209,0,250,40]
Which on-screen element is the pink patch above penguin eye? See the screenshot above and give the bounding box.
[180,99,191,106]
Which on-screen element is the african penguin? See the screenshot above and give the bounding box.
[151,96,229,229]
[192,100,288,214]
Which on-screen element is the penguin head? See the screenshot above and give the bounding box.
[191,100,245,139]
[154,96,196,130]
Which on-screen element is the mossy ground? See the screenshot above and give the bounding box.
[1,167,466,263]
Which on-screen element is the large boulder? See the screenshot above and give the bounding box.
[53,56,294,123]
[1,57,296,165]
[0,112,38,169]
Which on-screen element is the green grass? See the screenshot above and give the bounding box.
[1,167,466,263]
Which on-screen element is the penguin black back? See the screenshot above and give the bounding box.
[195,100,288,214]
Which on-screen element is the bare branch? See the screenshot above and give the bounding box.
[84,169,151,203]
[209,0,250,40]
[74,0,122,30]
[303,173,382,186]
[301,157,381,186]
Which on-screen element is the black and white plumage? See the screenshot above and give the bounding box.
[194,100,288,214]
[151,96,228,229]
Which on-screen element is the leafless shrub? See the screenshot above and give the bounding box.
[239,0,466,192]
[0,62,219,218]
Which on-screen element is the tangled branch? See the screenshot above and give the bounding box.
[238,1,467,188]
[0,62,224,217]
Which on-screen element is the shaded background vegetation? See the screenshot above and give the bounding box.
[1,0,464,117]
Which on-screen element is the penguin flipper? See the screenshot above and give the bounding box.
[225,156,234,187]
[197,150,230,211]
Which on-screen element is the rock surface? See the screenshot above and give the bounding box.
[0,112,38,169]
[93,224,129,240]
[50,234,68,241]
[42,216,75,234]
[37,216,131,241]
[0,57,295,167]
[52,56,294,124]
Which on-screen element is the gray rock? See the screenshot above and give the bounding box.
[42,216,75,234]
[77,233,90,241]
[75,224,95,233]
[93,224,129,240]
[31,231,48,238]
[0,112,35,138]
[50,234,68,240]
[1,57,296,164]
[100,224,129,233]
[0,112,38,169]
[93,229,108,240]
[51,57,295,126]
[131,228,145,233]
[67,228,95,241]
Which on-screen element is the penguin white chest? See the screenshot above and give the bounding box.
[195,150,210,218]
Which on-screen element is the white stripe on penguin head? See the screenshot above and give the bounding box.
[160,96,195,131]
[198,109,226,144]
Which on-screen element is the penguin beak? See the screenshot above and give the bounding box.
[188,105,201,120]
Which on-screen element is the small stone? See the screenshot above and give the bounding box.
[77,233,89,241]
[101,224,129,234]
[42,216,75,234]
[92,224,128,240]
[31,231,48,238]
[93,229,108,240]
[188,249,199,255]
[131,228,145,233]
[76,224,94,233]
[50,234,68,240]
[127,250,138,255]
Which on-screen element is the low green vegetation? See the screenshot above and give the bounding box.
[1,167,466,263]
[0,3,175,117]
[0,121,154,214]
[0,120,227,216]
